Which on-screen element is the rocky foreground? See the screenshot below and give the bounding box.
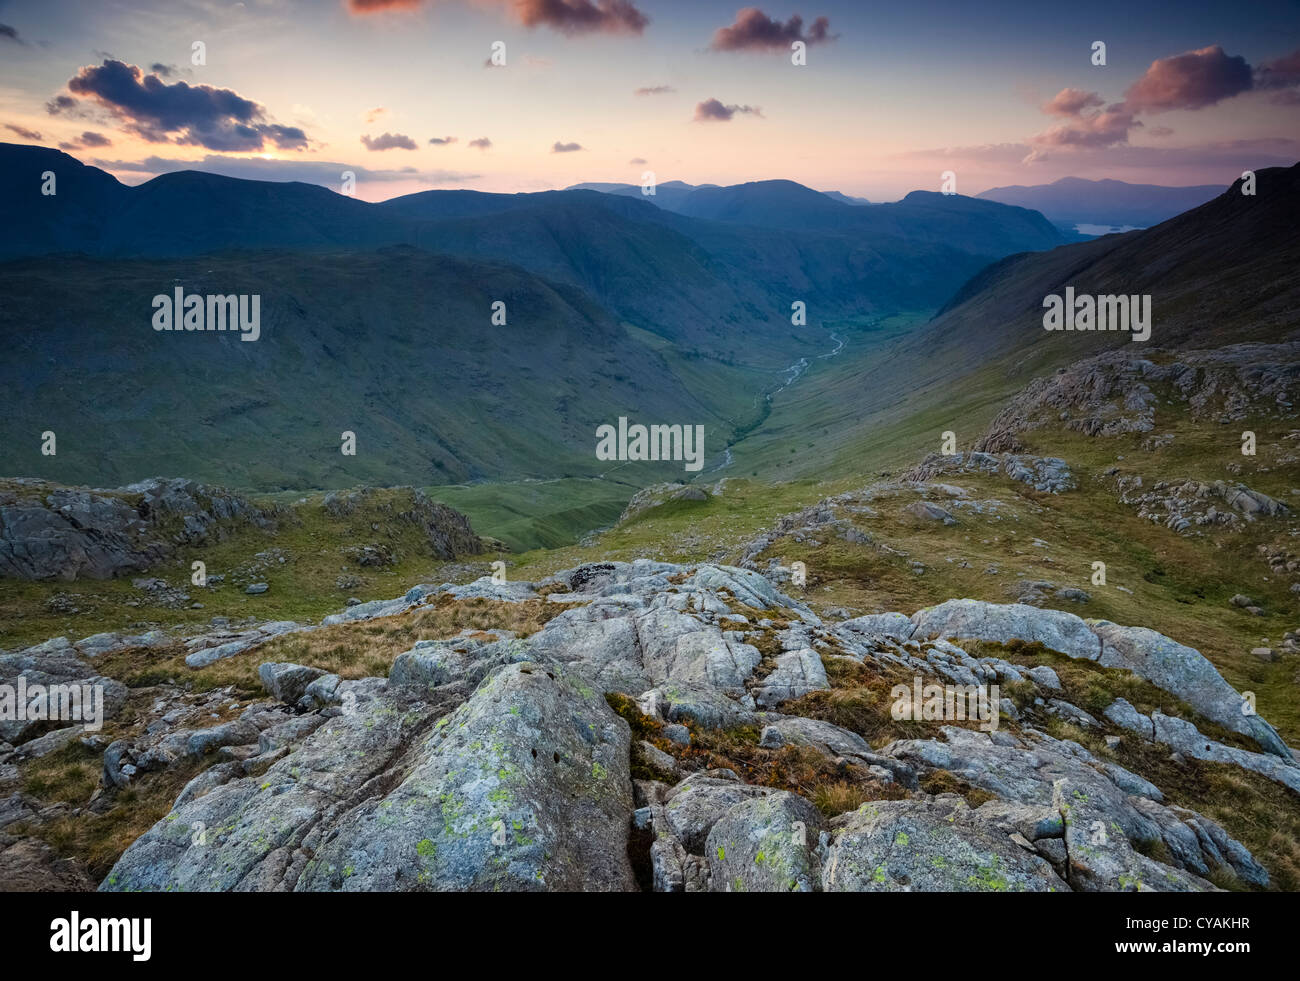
[4,555,1292,892]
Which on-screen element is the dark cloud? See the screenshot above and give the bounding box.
[428,135,458,145]
[361,131,417,150]
[351,0,647,35]
[468,137,492,149]
[51,60,308,152]
[45,94,80,115]
[150,63,177,77]
[58,130,113,150]
[693,98,763,122]
[628,156,647,164]
[514,0,650,35]
[1254,48,1300,90]
[1124,45,1253,112]
[634,85,674,96]
[710,8,833,52]
[552,141,584,152]
[0,24,23,44]
[4,123,42,140]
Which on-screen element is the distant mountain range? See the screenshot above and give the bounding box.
[976,176,1225,230]
[13,141,1259,492]
[567,179,871,209]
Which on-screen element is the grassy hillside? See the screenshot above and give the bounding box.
[0,248,772,490]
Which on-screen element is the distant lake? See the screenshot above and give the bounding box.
[1074,223,1143,236]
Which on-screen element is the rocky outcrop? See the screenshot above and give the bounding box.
[0,478,277,581]
[903,452,1075,494]
[977,343,1300,452]
[0,556,1286,893]
[103,660,636,892]
[910,599,1291,759]
[0,479,486,582]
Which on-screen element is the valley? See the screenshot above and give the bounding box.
[1,147,1297,898]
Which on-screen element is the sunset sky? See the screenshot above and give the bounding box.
[1,0,1297,201]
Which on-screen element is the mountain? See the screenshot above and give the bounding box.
[566,179,869,210]
[0,247,744,489]
[565,179,710,211]
[1,143,1063,336]
[0,144,401,259]
[976,176,1225,229]
[713,163,1300,484]
[0,142,1075,490]
[569,177,1061,256]
[821,190,871,206]
[929,163,1300,359]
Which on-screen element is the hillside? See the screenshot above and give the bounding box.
[0,143,1078,493]
[712,164,1300,485]
[0,248,756,489]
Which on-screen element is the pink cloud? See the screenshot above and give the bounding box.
[709,7,833,52]
[1124,45,1253,113]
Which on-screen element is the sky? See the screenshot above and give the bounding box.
[1,0,1298,201]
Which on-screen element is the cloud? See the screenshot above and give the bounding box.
[348,0,421,10]
[4,123,42,140]
[1254,48,1300,94]
[517,0,647,34]
[150,63,177,77]
[693,98,763,122]
[361,131,417,150]
[45,94,85,117]
[427,135,458,145]
[1025,44,1300,162]
[552,141,584,152]
[628,156,646,164]
[364,106,387,123]
[1027,103,1137,159]
[709,7,833,52]
[634,85,674,96]
[50,60,309,152]
[468,137,492,149]
[1041,88,1104,117]
[57,130,113,150]
[1148,125,1175,138]
[93,153,479,187]
[1124,45,1253,113]
[0,24,23,44]
[351,0,648,35]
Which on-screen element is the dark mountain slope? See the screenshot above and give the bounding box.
[923,162,1300,362]
[0,248,737,489]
